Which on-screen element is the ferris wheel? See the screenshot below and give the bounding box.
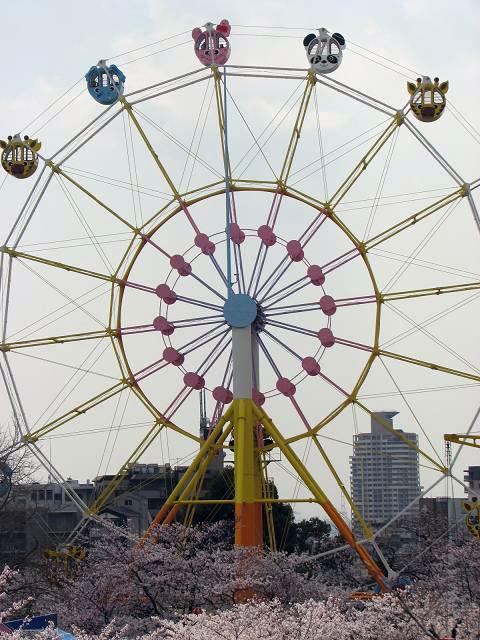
[1,21,480,592]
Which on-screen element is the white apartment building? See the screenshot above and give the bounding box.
[350,411,421,530]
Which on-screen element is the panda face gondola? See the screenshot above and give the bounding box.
[303,29,346,75]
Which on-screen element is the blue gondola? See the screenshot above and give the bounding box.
[85,62,126,105]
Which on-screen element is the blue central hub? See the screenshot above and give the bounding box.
[223,293,258,328]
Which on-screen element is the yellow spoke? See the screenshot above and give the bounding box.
[280,73,316,186]
[88,421,164,515]
[129,384,202,443]
[354,400,446,472]
[1,328,112,351]
[121,98,181,200]
[444,434,480,449]
[378,349,480,383]
[328,116,401,209]
[46,161,137,231]
[25,379,131,442]
[364,187,465,250]
[2,247,114,284]
[381,281,480,302]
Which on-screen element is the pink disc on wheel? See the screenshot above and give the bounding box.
[155,284,177,305]
[319,295,337,316]
[276,377,296,397]
[213,386,233,404]
[163,347,185,366]
[184,372,205,390]
[302,357,321,376]
[257,225,276,247]
[318,328,335,348]
[252,388,265,406]
[230,223,245,245]
[286,240,304,262]
[170,254,192,276]
[153,315,174,336]
[195,233,216,255]
[307,264,325,286]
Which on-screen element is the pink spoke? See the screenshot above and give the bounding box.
[318,371,351,398]
[122,280,157,294]
[335,295,376,307]
[335,336,373,353]
[322,247,361,275]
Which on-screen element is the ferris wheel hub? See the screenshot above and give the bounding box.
[223,293,258,328]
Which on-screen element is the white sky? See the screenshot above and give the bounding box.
[1,0,480,529]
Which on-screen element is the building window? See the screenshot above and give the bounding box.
[46,490,53,501]
[30,491,36,501]
[125,499,133,506]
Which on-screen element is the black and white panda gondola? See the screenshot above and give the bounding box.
[303,28,346,75]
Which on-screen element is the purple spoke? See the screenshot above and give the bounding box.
[266,303,318,318]
[267,318,317,338]
[262,329,303,361]
[182,327,229,356]
[173,319,226,329]
[247,243,266,296]
[134,324,228,381]
[231,192,246,294]
[153,334,233,424]
[256,254,290,300]
[199,335,232,377]
[142,233,226,302]
[173,314,224,326]
[255,212,327,301]
[176,295,223,312]
[181,202,228,287]
[261,274,307,305]
[262,279,312,309]
[247,187,284,295]
[256,334,282,377]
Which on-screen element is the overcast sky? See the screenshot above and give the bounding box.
[1,1,480,529]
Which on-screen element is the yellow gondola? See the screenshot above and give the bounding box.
[1,134,41,179]
[407,76,449,123]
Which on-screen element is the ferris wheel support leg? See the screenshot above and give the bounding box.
[231,327,263,550]
[252,402,388,592]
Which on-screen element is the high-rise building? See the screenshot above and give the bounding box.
[350,411,421,531]
[464,466,480,500]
